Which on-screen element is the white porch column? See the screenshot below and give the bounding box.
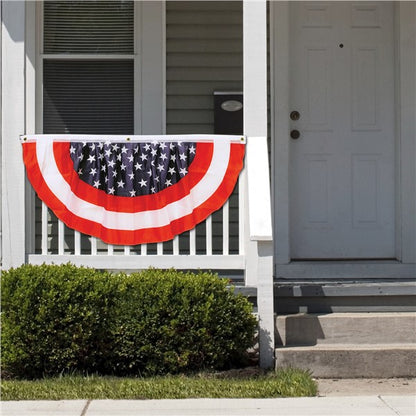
[1,1,26,268]
[243,0,274,369]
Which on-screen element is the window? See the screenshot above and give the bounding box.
[41,1,136,134]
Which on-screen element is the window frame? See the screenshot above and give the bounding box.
[34,0,165,136]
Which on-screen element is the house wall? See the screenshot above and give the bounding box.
[166,1,243,135]
[165,0,244,254]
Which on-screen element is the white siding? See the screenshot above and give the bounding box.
[166,1,243,255]
[166,1,243,135]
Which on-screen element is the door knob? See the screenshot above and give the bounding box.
[290,110,300,120]
[290,130,300,139]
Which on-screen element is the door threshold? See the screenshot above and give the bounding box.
[291,258,398,263]
[275,260,416,279]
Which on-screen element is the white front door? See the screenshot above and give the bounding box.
[289,1,395,259]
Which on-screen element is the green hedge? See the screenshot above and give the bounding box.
[1,264,256,379]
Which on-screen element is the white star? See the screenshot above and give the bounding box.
[144,143,151,151]
[77,168,83,175]
[129,190,136,197]
[112,171,117,178]
[151,160,155,166]
[87,154,96,163]
[108,160,115,168]
[93,180,101,188]
[70,146,76,154]
[189,145,196,154]
[89,143,96,151]
[105,176,109,183]
[105,149,112,157]
[160,153,168,161]
[168,167,176,175]
[169,143,175,150]
[117,154,122,161]
[157,164,165,172]
[97,142,104,149]
[155,177,160,183]
[112,144,119,152]
[165,179,172,187]
[177,141,182,146]
[121,146,128,154]
[151,148,158,157]
[134,146,139,154]
[151,186,156,193]
[179,167,187,176]
[98,153,105,161]
[89,168,97,175]
[140,153,148,161]
[108,187,115,195]
[135,162,142,170]
[152,140,158,146]
[78,154,84,161]
[120,163,126,171]
[128,172,134,180]
[117,179,125,188]
[127,154,134,162]
[147,169,152,176]
[101,165,106,172]
[160,142,167,150]
[104,140,111,146]
[179,153,187,161]
[170,154,176,162]
[139,179,147,187]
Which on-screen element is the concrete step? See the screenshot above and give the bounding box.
[275,312,416,346]
[275,344,416,378]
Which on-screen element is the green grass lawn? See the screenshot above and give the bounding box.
[1,368,317,401]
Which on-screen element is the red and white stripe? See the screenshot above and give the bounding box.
[22,135,245,245]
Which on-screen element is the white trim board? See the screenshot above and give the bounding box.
[27,254,245,270]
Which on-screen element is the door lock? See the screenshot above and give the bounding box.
[290,130,300,140]
[290,110,300,121]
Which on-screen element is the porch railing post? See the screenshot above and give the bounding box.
[243,0,274,369]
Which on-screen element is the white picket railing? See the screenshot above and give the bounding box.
[29,174,246,273]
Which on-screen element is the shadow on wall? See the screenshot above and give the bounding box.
[3,2,25,43]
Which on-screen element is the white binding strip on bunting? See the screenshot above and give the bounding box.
[21,134,246,144]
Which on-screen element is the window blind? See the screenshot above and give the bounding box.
[43,60,134,134]
[44,1,134,54]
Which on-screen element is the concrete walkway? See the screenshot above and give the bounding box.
[2,396,416,416]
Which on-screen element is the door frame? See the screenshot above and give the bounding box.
[270,1,416,278]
